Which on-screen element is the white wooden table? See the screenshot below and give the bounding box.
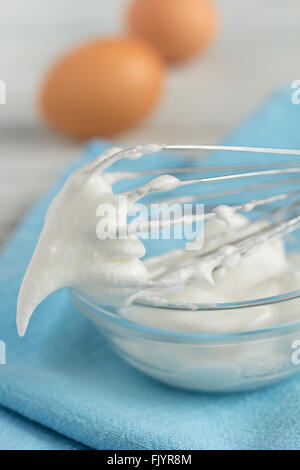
[1,0,300,247]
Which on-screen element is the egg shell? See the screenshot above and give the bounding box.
[40,37,165,139]
[127,0,219,63]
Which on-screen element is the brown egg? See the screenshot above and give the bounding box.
[127,0,219,64]
[40,38,165,139]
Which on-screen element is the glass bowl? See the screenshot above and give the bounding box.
[70,289,300,393]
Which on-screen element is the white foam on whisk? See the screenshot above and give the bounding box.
[16,143,300,337]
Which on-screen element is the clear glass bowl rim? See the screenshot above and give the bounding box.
[70,288,300,342]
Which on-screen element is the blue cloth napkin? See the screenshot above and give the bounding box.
[0,85,300,450]
[0,406,86,450]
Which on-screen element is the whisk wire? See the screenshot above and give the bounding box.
[97,143,300,293]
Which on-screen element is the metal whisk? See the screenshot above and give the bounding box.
[98,143,300,298]
[17,143,300,340]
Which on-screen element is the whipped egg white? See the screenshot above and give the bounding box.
[17,145,300,337]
